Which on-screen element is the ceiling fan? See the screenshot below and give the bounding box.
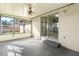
[27,3,33,15]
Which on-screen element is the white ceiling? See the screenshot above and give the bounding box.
[0,3,69,19]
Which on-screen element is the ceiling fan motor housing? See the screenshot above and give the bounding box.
[28,6,32,15]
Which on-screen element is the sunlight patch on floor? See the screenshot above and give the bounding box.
[7,44,23,56]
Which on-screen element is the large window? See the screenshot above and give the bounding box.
[0,16,31,35]
[1,16,14,35]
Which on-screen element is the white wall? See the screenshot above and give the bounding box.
[59,4,79,52]
[32,17,41,38]
[0,33,31,41]
[32,4,79,52]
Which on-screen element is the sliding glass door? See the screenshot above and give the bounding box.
[40,13,59,41]
[48,15,59,41]
[41,17,48,36]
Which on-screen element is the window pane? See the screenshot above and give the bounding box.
[14,19,31,34]
[1,16,14,35]
[14,19,20,34]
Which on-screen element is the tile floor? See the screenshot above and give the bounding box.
[0,37,79,56]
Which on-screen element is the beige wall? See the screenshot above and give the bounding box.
[59,4,79,52]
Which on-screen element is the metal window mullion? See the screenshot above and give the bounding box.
[0,16,2,35]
